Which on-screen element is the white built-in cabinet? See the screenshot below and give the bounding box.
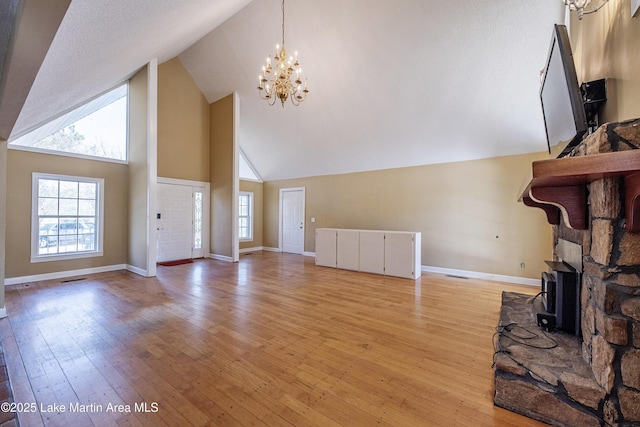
[358,231,385,275]
[337,229,360,270]
[315,228,421,279]
[315,229,337,267]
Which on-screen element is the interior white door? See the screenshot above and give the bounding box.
[281,189,305,254]
[157,183,194,262]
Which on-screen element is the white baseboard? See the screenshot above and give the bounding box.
[126,264,148,277]
[5,264,127,286]
[0,306,6,319]
[239,247,313,257]
[209,253,233,262]
[240,246,264,254]
[421,265,539,286]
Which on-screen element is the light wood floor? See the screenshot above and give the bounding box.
[1,252,546,426]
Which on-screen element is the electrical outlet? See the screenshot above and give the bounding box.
[520,262,526,269]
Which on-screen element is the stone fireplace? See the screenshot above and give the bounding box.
[494,118,640,426]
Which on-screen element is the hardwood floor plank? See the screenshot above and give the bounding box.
[1,252,546,426]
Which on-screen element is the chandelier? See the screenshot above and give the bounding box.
[257,0,309,107]
[564,0,609,19]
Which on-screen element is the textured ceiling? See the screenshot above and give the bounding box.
[11,0,252,138]
[11,0,566,181]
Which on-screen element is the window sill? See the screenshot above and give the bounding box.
[31,250,104,264]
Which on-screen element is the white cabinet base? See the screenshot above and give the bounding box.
[337,229,360,270]
[358,231,385,275]
[315,229,337,267]
[315,228,421,280]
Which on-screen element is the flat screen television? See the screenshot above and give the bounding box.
[540,24,588,158]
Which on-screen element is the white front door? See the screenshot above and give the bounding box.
[281,188,305,254]
[157,182,207,262]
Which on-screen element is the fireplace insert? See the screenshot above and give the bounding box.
[535,260,580,335]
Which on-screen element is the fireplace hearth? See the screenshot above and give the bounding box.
[500,118,640,426]
[494,292,603,426]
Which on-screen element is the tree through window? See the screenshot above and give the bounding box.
[10,84,128,162]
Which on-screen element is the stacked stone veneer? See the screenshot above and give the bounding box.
[556,118,640,425]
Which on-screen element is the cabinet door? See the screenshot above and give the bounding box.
[359,231,385,275]
[384,232,417,279]
[337,229,359,270]
[315,229,337,267]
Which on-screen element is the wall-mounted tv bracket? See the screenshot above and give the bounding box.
[582,79,607,132]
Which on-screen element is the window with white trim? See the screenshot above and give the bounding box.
[32,173,104,262]
[239,192,253,241]
[194,191,203,250]
[10,84,128,163]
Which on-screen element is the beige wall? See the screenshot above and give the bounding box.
[158,58,210,181]
[5,150,128,277]
[264,152,552,279]
[0,140,6,311]
[570,1,640,122]
[239,180,263,250]
[210,94,237,258]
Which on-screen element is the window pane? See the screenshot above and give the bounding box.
[59,181,78,198]
[238,193,253,240]
[38,198,58,216]
[194,192,202,250]
[38,218,58,254]
[57,219,77,253]
[59,199,78,216]
[10,85,128,162]
[79,182,96,199]
[78,199,95,216]
[39,179,59,197]
[33,174,102,260]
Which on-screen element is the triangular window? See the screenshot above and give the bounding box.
[239,150,262,182]
[9,84,128,162]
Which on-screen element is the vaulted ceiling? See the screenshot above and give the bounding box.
[6,0,565,181]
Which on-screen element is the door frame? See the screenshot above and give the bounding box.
[279,187,305,254]
[157,177,211,260]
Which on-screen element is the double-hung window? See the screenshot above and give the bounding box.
[238,192,253,242]
[32,173,104,262]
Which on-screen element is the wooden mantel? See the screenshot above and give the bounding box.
[519,149,640,232]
